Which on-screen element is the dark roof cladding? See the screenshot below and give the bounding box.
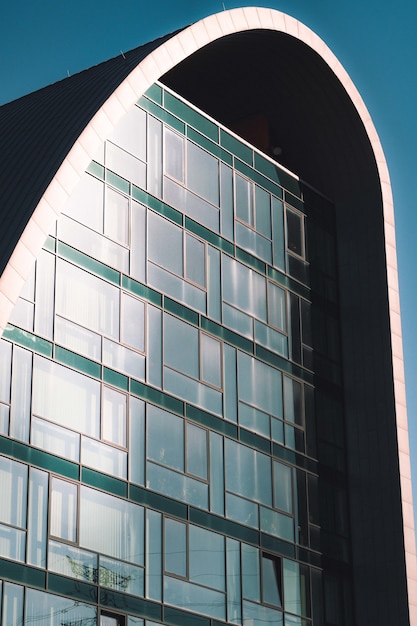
[0,30,181,277]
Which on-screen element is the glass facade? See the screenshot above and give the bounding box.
[0,82,351,625]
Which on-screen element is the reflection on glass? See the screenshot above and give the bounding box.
[50,478,77,542]
[25,587,97,625]
[48,539,97,583]
[0,456,27,527]
[186,423,207,480]
[147,405,184,471]
[262,553,282,607]
[165,518,186,577]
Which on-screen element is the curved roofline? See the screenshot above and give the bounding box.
[0,8,415,619]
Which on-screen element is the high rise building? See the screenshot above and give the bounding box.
[0,7,415,626]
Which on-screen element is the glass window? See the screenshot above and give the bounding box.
[0,340,11,403]
[0,456,27,528]
[80,486,143,565]
[106,141,146,189]
[189,525,225,591]
[200,333,221,388]
[186,423,207,480]
[187,141,219,206]
[273,461,293,514]
[165,518,186,577]
[164,127,184,182]
[50,478,77,543]
[62,173,104,233]
[81,437,127,480]
[238,352,282,418]
[25,588,97,626]
[163,314,199,379]
[33,355,100,438]
[148,211,183,276]
[147,405,184,471]
[222,255,267,321]
[102,386,127,446]
[268,281,287,332]
[55,315,102,361]
[105,187,129,246]
[225,439,272,506]
[121,292,145,352]
[286,209,303,257]
[255,185,271,238]
[284,376,302,425]
[110,104,146,162]
[31,416,80,462]
[262,553,282,607]
[185,233,205,287]
[56,258,120,339]
[235,173,253,225]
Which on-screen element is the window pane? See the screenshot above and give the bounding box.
[0,340,11,403]
[189,525,225,591]
[187,141,219,206]
[164,127,184,182]
[62,173,104,233]
[225,439,271,506]
[26,588,97,626]
[284,376,302,425]
[163,314,199,379]
[31,416,80,462]
[268,281,286,332]
[185,233,205,287]
[27,468,48,567]
[238,352,282,418]
[121,292,145,352]
[262,554,282,607]
[103,338,145,380]
[81,437,127,480]
[222,255,266,321]
[242,543,260,601]
[147,405,184,471]
[33,355,100,438]
[0,456,28,528]
[201,333,221,387]
[108,104,147,162]
[55,315,102,361]
[105,187,129,246]
[102,386,127,446]
[50,478,77,542]
[165,518,186,577]
[235,173,253,225]
[273,461,293,514]
[148,211,183,276]
[186,423,207,479]
[286,209,303,256]
[107,141,146,189]
[255,185,271,238]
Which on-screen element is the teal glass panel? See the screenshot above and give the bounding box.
[50,477,78,542]
[128,618,144,626]
[220,162,234,241]
[223,344,237,423]
[147,305,162,388]
[225,439,272,506]
[3,582,24,625]
[80,485,144,565]
[10,345,32,442]
[129,397,145,486]
[226,537,242,624]
[133,187,183,226]
[186,422,207,479]
[235,247,266,274]
[147,404,184,471]
[187,127,232,165]
[285,190,304,211]
[242,543,260,601]
[243,601,284,626]
[147,461,208,509]
[58,241,120,286]
[239,402,270,439]
[187,141,220,206]
[238,351,282,418]
[164,576,226,621]
[87,159,105,180]
[272,418,284,445]
[106,169,130,195]
[27,467,48,567]
[200,333,221,388]
[130,484,187,520]
[130,380,184,416]
[165,91,218,141]
[272,196,285,271]
[260,507,294,543]
[147,114,163,197]
[81,436,127,480]
[140,98,185,135]
[146,509,162,601]
[26,587,97,625]
[0,340,11,403]
[164,177,220,233]
[222,254,267,321]
[189,525,225,591]
[207,246,221,322]
[131,200,146,283]
[0,455,27,527]
[103,367,129,391]
[0,523,25,561]
[43,234,56,252]
[273,461,293,514]
[81,467,127,498]
[100,555,144,596]
[122,275,162,307]
[254,152,284,186]
[144,83,162,105]
[149,262,206,314]
[220,129,252,165]
[55,345,101,379]
[226,492,258,528]
[239,428,270,454]
[164,517,186,577]
[2,325,52,357]
[209,431,224,515]
[164,297,199,326]
[201,317,254,355]
[33,354,100,438]
[48,539,98,583]
[185,217,234,255]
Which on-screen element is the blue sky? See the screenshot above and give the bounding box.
[2,1,417,532]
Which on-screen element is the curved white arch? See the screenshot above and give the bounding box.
[0,8,415,620]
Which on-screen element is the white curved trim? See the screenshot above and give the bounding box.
[1,8,415,619]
